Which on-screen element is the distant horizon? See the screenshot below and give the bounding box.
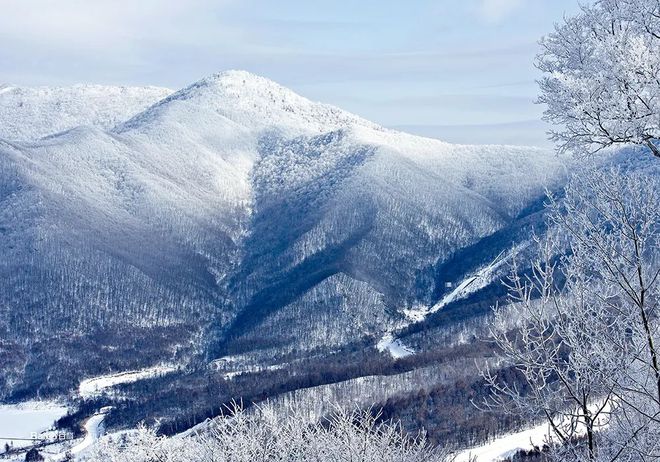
[0,0,585,147]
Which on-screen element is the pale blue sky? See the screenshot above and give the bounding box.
[0,0,583,146]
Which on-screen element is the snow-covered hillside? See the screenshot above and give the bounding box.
[0,70,567,400]
[116,71,382,137]
[0,84,171,140]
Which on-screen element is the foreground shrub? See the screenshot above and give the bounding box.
[84,404,452,462]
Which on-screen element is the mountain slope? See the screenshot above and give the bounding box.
[0,71,568,398]
[0,84,172,140]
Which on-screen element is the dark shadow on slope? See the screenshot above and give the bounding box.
[396,191,569,343]
[218,218,376,356]
[430,191,556,303]
[210,130,377,356]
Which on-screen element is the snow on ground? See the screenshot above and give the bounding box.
[0,401,68,454]
[79,365,177,399]
[68,410,109,456]
[0,399,113,460]
[455,400,612,461]
[210,355,287,380]
[0,84,172,140]
[29,408,113,461]
[404,250,509,323]
[454,421,554,462]
[221,363,286,381]
[378,251,511,359]
[376,333,415,359]
[1,71,566,378]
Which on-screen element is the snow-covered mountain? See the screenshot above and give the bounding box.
[0,70,567,398]
[0,84,172,140]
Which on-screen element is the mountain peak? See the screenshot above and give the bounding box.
[184,69,308,107]
[117,70,382,136]
[202,69,280,87]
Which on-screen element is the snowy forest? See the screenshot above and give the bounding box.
[0,0,659,461]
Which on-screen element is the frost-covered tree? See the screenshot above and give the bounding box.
[83,404,453,462]
[484,167,660,461]
[537,0,660,158]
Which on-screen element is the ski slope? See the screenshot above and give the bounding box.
[405,250,511,323]
[455,400,612,461]
[455,421,554,461]
[79,366,177,399]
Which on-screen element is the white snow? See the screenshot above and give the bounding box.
[211,355,287,380]
[455,400,612,461]
[379,251,513,359]
[0,401,111,460]
[116,70,382,138]
[404,250,511,324]
[79,365,176,399]
[0,84,171,140]
[0,401,68,454]
[454,421,555,462]
[68,410,108,457]
[221,363,287,381]
[376,333,415,359]
[0,70,569,404]
[31,408,113,461]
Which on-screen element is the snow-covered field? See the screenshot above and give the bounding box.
[210,354,288,380]
[79,365,177,399]
[0,400,114,460]
[455,399,612,461]
[455,421,554,461]
[0,401,68,454]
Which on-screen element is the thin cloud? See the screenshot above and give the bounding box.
[0,0,239,50]
[476,0,526,23]
[0,0,579,146]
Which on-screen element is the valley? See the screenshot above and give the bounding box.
[0,70,618,461]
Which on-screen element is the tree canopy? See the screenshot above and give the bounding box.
[538,0,660,158]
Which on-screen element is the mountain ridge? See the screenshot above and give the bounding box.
[0,70,568,400]
[0,84,172,141]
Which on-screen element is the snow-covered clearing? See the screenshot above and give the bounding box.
[456,400,612,461]
[0,401,68,454]
[404,251,509,323]
[221,363,285,380]
[378,251,511,360]
[455,421,555,462]
[210,355,287,380]
[79,365,176,399]
[376,333,415,359]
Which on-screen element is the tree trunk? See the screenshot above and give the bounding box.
[639,299,660,406]
[646,140,660,158]
[583,399,596,461]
